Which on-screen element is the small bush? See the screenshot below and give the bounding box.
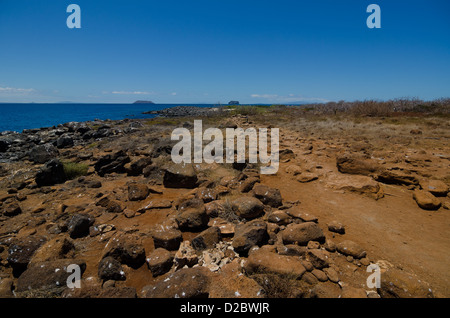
[250,273,300,298]
[62,161,89,180]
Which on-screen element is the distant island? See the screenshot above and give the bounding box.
[228,101,240,105]
[133,100,155,104]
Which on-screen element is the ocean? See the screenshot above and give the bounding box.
[0,103,217,133]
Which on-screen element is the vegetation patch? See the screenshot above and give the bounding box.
[62,161,89,180]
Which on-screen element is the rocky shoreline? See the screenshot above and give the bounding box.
[0,118,143,163]
[143,105,226,117]
[0,107,448,298]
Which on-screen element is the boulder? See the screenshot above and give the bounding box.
[0,277,14,298]
[207,218,235,236]
[195,187,217,203]
[56,134,74,149]
[277,244,307,257]
[98,256,126,281]
[231,196,265,219]
[94,150,130,177]
[244,249,306,279]
[325,174,383,199]
[7,236,48,276]
[0,139,11,153]
[28,144,59,164]
[128,183,150,201]
[239,177,260,193]
[336,155,380,176]
[35,159,67,187]
[102,233,146,269]
[419,179,448,197]
[176,198,208,231]
[412,189,441,210]
[146,248,173,277]
[95,196,124,213]
[98,286,137,298]
[251,184,282,208]
[68,214,95,239]
[281,222,325,246]
[379,267,434,298]
[341,286,368,298]
[336,240,367,259]
[307,249,330,269]
[125,156,152,176]
[142,267,211,298]
[204,200,226,218]
[375,170,419,186]
[163,163,198,189]
[232,220,268,255]
[152,228,183,251]
[191,226,222,251]
[16,259,86,293]
[296,172,319,183]
[29,236,75,265]
[2,201,22,217]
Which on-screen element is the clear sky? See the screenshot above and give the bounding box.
[0,0,449,104]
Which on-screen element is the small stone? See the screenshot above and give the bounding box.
[412,189,441,210]
[360,257,371,266]
[251,184,283,208]
[124,209,136,218]
[207,218,235,236]
[323,267,339,283]
[3,202,22,217]
[300,260,314,272]
[128,183,150,201]
[307,241,320,249]
[302,272,319,285]
[286,207,318,223]
[174,241,198,269]
[307,249,330,269]
[324,239,337,252]
[268,210,291,225]
[312,269,328,282]
[327,221,345,234]
[277,244,307,257]
[296,172,319,183]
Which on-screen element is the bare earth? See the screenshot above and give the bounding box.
[0,109,449,298]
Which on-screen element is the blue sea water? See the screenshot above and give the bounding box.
[0,103,216,133]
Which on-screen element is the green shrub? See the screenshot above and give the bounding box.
[62,161,89,180]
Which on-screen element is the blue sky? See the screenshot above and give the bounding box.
[0,0,449,104]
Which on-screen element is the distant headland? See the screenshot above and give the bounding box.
[133,100,155,104]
